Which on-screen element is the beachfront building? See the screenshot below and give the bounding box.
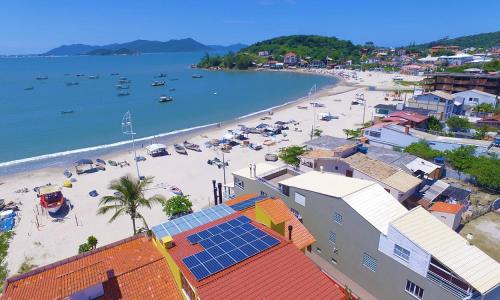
[423,73,500,96]
[407,91,455,120]
[477,115,500,128]
[452,89,498,116]
[232,164,500,300]
[284,52,298,65]
[1,235,183,299]
[150,203,347,299]
[437,54,474,66]
[429,202,464,231]
[383,111,429,128]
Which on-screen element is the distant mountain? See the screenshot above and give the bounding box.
[407,31,500,50]
[43,38,243,56]
[86,48,137,56]
[207,43,248,53]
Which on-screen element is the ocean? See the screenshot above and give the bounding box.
[0,53,336,173]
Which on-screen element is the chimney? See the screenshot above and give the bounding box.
[249,164,253,178]
[212,180,218,206]
[320,165,324,173]
[217,182,223,204]
[253,163,257,178]
[288,225,293,241]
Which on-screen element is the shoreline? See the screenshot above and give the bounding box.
[0,70,342,177]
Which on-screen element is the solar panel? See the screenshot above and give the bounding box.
[229,195,268,211]
[182,216,281,281]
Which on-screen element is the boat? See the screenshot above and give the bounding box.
[169,88,176,91]
[118,91,130,96]
[24,87,34,91]
[61,110,75,114]
[65,82,79,86]
[183,141,201,152]
[170,186,183,196]
[170,78,179,81]
[88,75,99,79]
[158,73,167,78]
[119,77,128,80]
[36,76,48,80]
[119,79,131,84]
[39,185,65,214]
[63,169,72,178]
[192,75,203,79]
[173,144,188,155]
[159,95,173,103]
[151,81,166,87]
[110,73,120,76]
[116,84,130,89]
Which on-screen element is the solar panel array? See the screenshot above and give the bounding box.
[182,215,280,281]
[151,204,235,239]
[229,195,268,211]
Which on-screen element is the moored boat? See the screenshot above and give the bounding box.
[116,84,130,89]
[183,141,201,152]
[192,75,203,79]
[24,86,34,91]
[61,110,75,114]
[151,80,166,87]
[118,91,130,96]
[173,144,187,155]
[65,82,79,86]
[38,185,64,213]
[159,95,173,103]
[36,76,48,80]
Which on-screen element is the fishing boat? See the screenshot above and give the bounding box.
[24,87,34,91]
[158,73,167,78]
[119,79,131,84]
[192,75,203,79]
[170,78,179,81]
[39,185,65,214]
[183,141,201,152]
[116,84,130,89]
[88,75,99,79]
[159,95,173,103]
[65,82,79,86]
[118,91,130,96]
[36,76,48,80]
[151,80,165,87]
[119,77,128,80]
[61,110,75,114]
[170,186,183,196]
[169,88,176,91]
[173,144,187,155]
[63,169,72,178]
[110,73,120,76]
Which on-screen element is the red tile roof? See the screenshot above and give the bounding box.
[429,202,464,214]
[387,111,428,123]
[169,213,345,300]
[2,235,182,300]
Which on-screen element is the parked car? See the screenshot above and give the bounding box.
[249,143,263,151]
[134,155,146,162]
[265,153,279,162]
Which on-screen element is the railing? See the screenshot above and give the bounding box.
[427,265,472,299]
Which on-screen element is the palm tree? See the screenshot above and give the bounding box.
[97,175,165,235]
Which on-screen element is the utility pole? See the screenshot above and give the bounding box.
[309,84,317,140]
[122,111,141,179]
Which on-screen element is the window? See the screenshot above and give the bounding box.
[260,191,268,197]
[295,192,306,206]
[329,231,336,245]
[334,166,339,170]
[333,212,343,224]
[362,253,377,272]
[405,280,424,299]
[393,244,411,262]
[234,177,244,190]
[369,130,381,138]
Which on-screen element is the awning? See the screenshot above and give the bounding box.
[146,143,166,152]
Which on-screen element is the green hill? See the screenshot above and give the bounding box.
[198,35,362,69]
[411,31,500,50]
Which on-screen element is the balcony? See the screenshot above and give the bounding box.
[256,165,302,195]
[426,263,477,299]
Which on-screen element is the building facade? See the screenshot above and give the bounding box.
[423,73,500,96]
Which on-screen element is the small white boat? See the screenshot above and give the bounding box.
[151,81,166,87]
[159,95,173,103]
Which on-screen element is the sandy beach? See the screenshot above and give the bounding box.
[0,70,422,275]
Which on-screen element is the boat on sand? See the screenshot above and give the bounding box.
[183,141,201,152]
[38,185,65,214]
[173,144,187,155]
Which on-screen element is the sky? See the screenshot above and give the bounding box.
[1,0,499,54]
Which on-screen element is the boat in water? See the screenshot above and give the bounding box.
[192,75,203,79]
[38,185,65,214]
[118,91,130,96]
[36,76,48,80]
[169,88,176,91]
[158,73,167,78]
[61,110,75,114]
[110,73,120,76]
[116,84,130,89]
[183,141,201,152]
[88,75,99,79]
[65,82,79,86]
[159,95,173,103]
[151,80,166,87]
[119,79,131,84]
[173,144,188,155]
[170,78,179,81]
[24,86,34,91]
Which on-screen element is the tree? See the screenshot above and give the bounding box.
[97,175,165,235]
[78,236,99,254]
[278,145,307,167]
[474,125,488,140]
[0,232,12,288]
[163,195,193,218]
[78,243,91,254]
[404,141,442,161]
[446,116,471,132]
[444,146,475,177]
[467,156,500,191]
[473,103,495,113]
[427,116,443,132]
[343,128,361,139]
[313,128,322,137]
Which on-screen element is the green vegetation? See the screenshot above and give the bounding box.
[78,236,98,254]
[405,142,500,191]
[428,116,443,132]
[446,116,471,132]
[431,49,455,57]
[278,145,307,167]
[0,232,12,289]
[198,35,362,69]
[445,60,500,73]
[412,31,500,50]
[343,128,362,139]
[398,80,424,87]
[162,195,193,218]
[17,256,36,275]
[97,175,165,235]
[312,128,323,138]
[473,103,495,113]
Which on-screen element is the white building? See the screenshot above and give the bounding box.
[453,89,498,115]
[437,53,474,66]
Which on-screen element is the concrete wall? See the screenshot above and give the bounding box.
[430,211,461,231]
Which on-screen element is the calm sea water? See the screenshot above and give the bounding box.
[0,53,335,168]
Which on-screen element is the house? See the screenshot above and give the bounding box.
[2,234,182,300]
[430,45,460,55]
[258,50,269,57]
[232,164,500,300]
[405,157,442,180]
[384,111,429,128]
[477,115,500,128]
[453,89,498,116]
[150,203,347,300]
[437,53,474,66]
[284,52,298,65]
[408,91,455,120]
[423,73,500,96]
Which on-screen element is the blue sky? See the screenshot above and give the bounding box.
[1,0,499,54]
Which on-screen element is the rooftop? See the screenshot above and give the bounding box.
[304,135,357,150]
[301,149,338,159]
[364,145,417,170]
[2,235,181,300]
[405,157,440,175]
[233,162,279,180]
[423,90,455,101]
[429,202,463,214]
[387,111,428,123]
[391,207,500,294]
[453,89,497,98]
[167,213,346,299]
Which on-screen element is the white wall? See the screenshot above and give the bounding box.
[453,91,498,108]
[363,127,419,148]
[378,225,431,277]
[431,211,461,231]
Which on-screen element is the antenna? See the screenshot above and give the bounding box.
[122,111,141,179]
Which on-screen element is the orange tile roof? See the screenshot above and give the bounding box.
[168,213,345,300]
[429,202,464,214]
[257,198,291,224]
[2,235,182,300]
[226,195,315,250]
